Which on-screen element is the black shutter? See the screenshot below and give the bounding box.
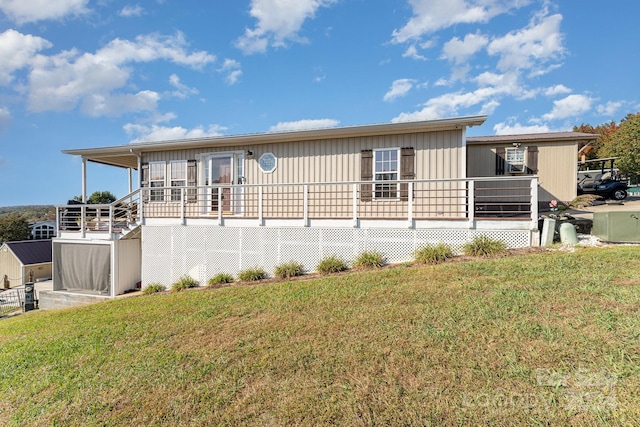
[140,163,149,202]
[360,150,373,202]
[400,147,415,201]
[495,147,506,175]
[526,146,539,174]
[187,159,197,203]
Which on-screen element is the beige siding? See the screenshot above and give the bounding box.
[142,129,464,184]
[23,263,52,284]
[467,141,577,203]
[0,246,22,287]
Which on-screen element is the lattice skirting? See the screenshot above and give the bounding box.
[141,225,533,286]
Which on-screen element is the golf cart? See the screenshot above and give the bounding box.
[577,157,628,200]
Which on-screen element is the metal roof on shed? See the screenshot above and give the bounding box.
[3,240,52,266]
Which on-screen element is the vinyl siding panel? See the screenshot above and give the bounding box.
[0,246,22,287]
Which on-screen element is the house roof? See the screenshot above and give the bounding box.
[62,115,488,169]
[467,132,598,145]
[3,240,52,266]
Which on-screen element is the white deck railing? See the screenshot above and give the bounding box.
[56,177,538,236]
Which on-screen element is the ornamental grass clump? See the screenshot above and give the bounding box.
[463,235,507,257]
[413,243,455,265]
[237,267,267,282]
[142,282,166,295]
[274,261,305,279]
[207,273,234,286]
[353,250,385,269]
[170,275,199,292]
[316,255,349,275]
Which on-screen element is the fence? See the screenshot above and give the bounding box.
[0,288,25,316]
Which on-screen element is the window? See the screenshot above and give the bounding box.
[169,161,186,201]
[259,152,277,173]
[506,148,526,173]
[149,162,166,201]
[374,148,399,198]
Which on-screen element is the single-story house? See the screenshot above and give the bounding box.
[1,239,52,288]
[51,115,584,297]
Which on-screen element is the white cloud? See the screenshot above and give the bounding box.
[0,29,52,85]
[493,121,552,135]
[82,90,159,116]
[441,32,488,64]
[219,59,242,85]
[120,5,144,17]
[384,78,416,102]
[597,101,622,117]
[168,74,199,99]
[542,94,593,120]
[402,45,426,61]
[0,0,89,24]
[544,84,571,96]
[124,123,227,143]
[391,0,531,44]
[487,12,564,73]
[235,0,337,54]
[26,32,215,115]
[0,105,10,130]
[269,118,339,132]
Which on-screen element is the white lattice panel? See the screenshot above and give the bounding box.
[141,225,532,286]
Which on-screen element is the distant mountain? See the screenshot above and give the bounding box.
[0,205,56,221]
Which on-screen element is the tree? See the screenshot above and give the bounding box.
[573,121,619,160]
[0,214,31,244]
[72,191,117,204]
[607,113,640,181]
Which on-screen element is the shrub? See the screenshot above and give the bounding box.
[353,250,385,269]
[463,235,507,257]
[238,267,267,282]
[207,273,234,286]
[171,275,199,292]
[142,282,166,295]
[316,255,349,275]
[414,243,455,264]
[274,261,305,279]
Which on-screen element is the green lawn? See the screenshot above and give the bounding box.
[1,246,639,426]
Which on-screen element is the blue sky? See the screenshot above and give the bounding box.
[0,0,638,206]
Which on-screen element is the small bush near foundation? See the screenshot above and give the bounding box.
[207,273,234,286]
[171,275,199,292]
[463,235,507,257]
[353,250,385,269]
[142,283,166,295]
[316,256,349,275]
[238,267,267,282]
[414,243,455,265]
[274,261,304,279]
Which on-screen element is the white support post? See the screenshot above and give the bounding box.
[303,184,309,227]
[81,157,87,203]
[352,183,358,228]
[55,207,60,237]
[407,181,414,228]
[128,168,133,194]
[109,205,113,233]
[530,177,539,230]
[181,188,186,225]
[467,179,475,228]
[258,186,264,226]
[217,187,223,226]
[81,205,86,238]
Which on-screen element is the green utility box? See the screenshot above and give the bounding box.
[592,211,640,242]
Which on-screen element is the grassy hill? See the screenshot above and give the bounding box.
[0,205,55,221]
[1,247,639,425]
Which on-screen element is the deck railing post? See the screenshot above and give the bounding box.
[407,181,413,228]
[81,205,86,238]
[303,184,309,227]
[530,177,539,230]
[181,188,186,225]
[352,183,358,228]
[55,207,60,236]
[258,186,264,226]
[217,186,223,226]
[468,179,475,228]
[109,205,114,233]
